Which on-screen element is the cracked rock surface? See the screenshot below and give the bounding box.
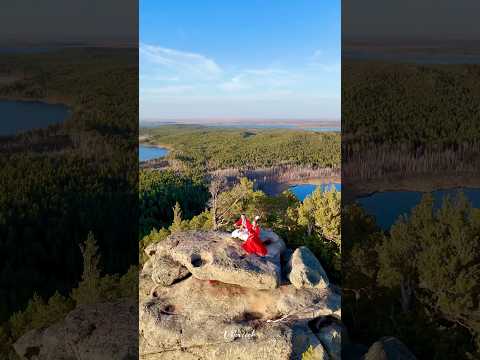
[140,230,340,360]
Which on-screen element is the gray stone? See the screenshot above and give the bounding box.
[363,337,416,360]
[14,300,137,360]
[316,323,342,360]
[287,247,329,290]
[260,229,287,258]
[151,255,190,286]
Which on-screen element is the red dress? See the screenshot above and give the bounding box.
[235,217,249,228]
[241,222,268,256]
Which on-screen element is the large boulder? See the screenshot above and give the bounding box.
[260,228,287,258]
[287,247,329,290]
[309,316,346,360]
[14,300,138,360]
[140,230,341,359]
[363,337,416,360]
[140,276,339,360]
[155,231,282,289]
[316,323,342,360]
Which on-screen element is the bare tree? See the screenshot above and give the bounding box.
[208,176,254,231]
[208,175,227,230]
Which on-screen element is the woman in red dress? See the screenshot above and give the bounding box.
[241,216,268,257]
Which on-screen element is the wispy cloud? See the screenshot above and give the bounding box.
[141,85,196,96]
[312,62,341,73]
[219,68,296,92]
[140,43,222,79]
[309,49,340,73]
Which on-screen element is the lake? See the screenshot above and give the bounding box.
[289,183,342,201]
[356,188,480,230]
[0,100,70,136]
[139,145,169,161]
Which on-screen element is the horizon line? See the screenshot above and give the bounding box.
[140,118,340,123]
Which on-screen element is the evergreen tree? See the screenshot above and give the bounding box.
[71,232,102,305]
[170,202,183,233]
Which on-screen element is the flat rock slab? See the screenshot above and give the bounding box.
[161,231,282,289]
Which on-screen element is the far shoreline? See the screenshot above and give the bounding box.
[0,94,75,108]
[345,172,480,201]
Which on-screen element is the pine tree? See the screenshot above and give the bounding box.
[170,202,183,233]
[71,232,102,305]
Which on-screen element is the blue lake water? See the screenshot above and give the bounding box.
[0,100,70,136]
[356,188,480,230]
[139,145,168,161]
[289,183,342,201]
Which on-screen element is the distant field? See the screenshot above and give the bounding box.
[140,118,340,130]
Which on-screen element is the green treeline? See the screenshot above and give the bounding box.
[139,170,209,238]
[141,125,340,172]
[344,194,480,359]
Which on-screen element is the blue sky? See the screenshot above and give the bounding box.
[140,0,340,121]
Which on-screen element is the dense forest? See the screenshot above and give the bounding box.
[343,61,480,145]
[0,48,138,357]
[343,61,480,178]
[140,125,340,173]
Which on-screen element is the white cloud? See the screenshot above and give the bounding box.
[312,62,341,73]
[141,85,195,96]
[140,43,222,79]
[309,49,341,73]
[219,75,247,91]
[219,68,296,92]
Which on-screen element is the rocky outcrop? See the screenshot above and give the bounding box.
[363,337,416,360]
[287,246,329,290]
[148,231,283,290]
[140,230,341,360]
[14,300,138,360]
[14,230,343,360]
